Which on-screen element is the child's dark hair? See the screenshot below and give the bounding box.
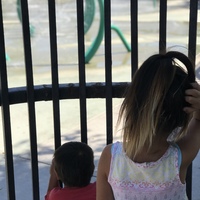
[118,51,195,159]
[54,141,94,187]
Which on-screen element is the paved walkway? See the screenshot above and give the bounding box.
[0,0,200,199]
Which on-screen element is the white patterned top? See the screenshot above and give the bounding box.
[108,142,187,200]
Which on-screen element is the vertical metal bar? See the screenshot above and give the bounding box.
[0,1,16,199]
[104,0,113,144]
[188,0,198,65]
[186,164,192,200]
[76,0,87,143]
[159,0,167,54]
[186,2,198,199]
[20,0,40,199]
[48,0,61,150]
[130,0,138,77]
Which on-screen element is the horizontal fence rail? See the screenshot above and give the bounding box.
[0,0,198,199]
[0,82,129,105]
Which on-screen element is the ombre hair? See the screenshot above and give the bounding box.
[118,51,195,159]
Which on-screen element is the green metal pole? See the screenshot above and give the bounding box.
[111,24,131,52]
[85,0,131,63]
[16,0,35,36]
[84,0,96,34]
[85,0,104,63]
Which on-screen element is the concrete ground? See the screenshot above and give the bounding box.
[0,0,200,199]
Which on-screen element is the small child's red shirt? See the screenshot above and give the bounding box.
[45,182,96,200]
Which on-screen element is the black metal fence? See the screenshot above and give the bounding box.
[0,0,198,199]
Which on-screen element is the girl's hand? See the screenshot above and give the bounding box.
[184,82,200,118]
[177,82,200,182]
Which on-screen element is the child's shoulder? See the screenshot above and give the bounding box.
[101,143,112,157]
[102,141,122,155]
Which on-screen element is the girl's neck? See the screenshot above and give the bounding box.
[132,137,169,163]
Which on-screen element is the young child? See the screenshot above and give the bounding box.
[97,51,200,200]
[45,141,96,200]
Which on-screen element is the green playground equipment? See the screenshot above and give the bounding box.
[85,0,131,63]
[153,0,157,8]
[16,0,95,36]
[6,54,10,61]
[5,0,35,61]
[16,0,35,37]
[14,0,130,63]
[84,0,96,34]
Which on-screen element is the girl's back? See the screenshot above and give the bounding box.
[108,142,187,200]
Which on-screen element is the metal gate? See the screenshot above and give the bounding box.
[0,0,198,199]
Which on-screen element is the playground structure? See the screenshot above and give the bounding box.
[83,0,131,63]
[15,0,131,63]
